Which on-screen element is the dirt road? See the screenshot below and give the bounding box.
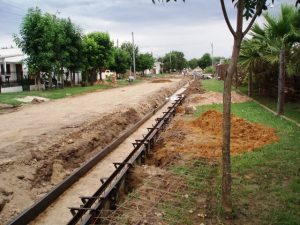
[0,78,186,224]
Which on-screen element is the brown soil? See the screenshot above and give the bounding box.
[152,110,278,165]
[0,79,186,224]
[151,79,172,83]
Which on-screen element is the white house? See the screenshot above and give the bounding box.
[0,48,83,93]
[0,48,28,92]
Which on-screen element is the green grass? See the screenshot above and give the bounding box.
[201,79,300,124]
[238,85,300,124]
[0,78,143,106]
[201,79,224,93]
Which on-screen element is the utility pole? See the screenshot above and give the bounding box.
[132,32,136,78]
[211,42,214,72]
[117,39,119,48]
[169,51,172,73]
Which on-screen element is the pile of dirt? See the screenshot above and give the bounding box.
[186,92,251,106]
[151,79,172,83]
[15,96,49,103]
[183,80,204,96]
[153,110,278,165]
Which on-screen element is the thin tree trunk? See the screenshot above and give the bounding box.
[277,49,285,115]
[0,74,2,93]
[222,0,244,210]
[48,72,52,89]
[61,68,65,89]
[72,71,75,86]
[222,37,242,214]
[37,73,42,91]
[248,68,253,97]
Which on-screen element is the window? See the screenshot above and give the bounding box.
[0,64,4,75]
[6,64,11,75]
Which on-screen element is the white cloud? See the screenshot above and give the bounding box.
[0,0,296,59]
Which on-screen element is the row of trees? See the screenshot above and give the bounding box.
[15,7,155,89]
[239,5,300,115]
[188,53,227,70]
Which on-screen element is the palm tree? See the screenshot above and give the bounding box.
[239,39,264,97]
[250,5,300,115]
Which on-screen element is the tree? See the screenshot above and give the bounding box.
[188,58,199,69]
[250,5,300,115]
[153,0,278,214]
[15,7,57,90]
[121,42,139,72]
[81,32,114,83]
[88,32,114,81]
[162,51,187,72]
[109,47,131,76]
[198,53,212,69]
[239,39,263,97]
[137,53,155,75]
[62,18,83,86]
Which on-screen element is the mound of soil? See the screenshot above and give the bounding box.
[153,110,278,164]
[151,79,172,83]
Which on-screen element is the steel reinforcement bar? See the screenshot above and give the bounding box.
[7,94,182,225]
[67,94,185,225]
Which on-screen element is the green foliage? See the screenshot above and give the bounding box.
[109,47,131,75]
[15,7,83,78]
[81,32,114,82]
[204,66,214,74]
[187,58,198,69]
[162,51,187,72]
[250,5,300,66]
[198,53,212,69]
[136,53,155,73]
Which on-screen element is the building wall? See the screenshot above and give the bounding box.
[0,63,18,82]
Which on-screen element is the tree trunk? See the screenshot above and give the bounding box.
[248,68,253,97]
[222,36,243,215]
[36,73,42,91]
[61,68,65,89]
[0,74,2,93]
[48,72,52,89]
[277,49,285,115]
[72,71,76,86]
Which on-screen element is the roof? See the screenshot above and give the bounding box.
[5,55,27,63]
[0,48,25,60]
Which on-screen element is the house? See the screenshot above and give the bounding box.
[0,48,28,92]
[0,48,82,93]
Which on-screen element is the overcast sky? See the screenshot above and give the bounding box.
[0,0,295,59]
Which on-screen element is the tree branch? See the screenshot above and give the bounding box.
[220,0,236,37]
[242,6,262,37]
[236,0,245,37]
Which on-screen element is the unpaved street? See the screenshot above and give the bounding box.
[0,78,185,224]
